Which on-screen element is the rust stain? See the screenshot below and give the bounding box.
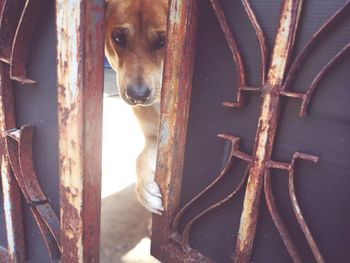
[152,0,348,262]
[0,62,26,262]
[56,0,104,262]
[151,0,200,262]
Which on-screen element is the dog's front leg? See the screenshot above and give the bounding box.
[133,105,164,214]
[135,136,164,214]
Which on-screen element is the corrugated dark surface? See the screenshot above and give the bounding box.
[179,0,350,262]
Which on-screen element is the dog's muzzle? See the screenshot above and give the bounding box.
[126,84,151,105]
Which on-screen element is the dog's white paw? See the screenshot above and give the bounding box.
[136,180,164,215]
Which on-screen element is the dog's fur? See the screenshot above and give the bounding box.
[105,0,168,214]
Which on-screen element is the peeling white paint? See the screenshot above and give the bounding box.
[57,0,81,105]
[1,157,15,255]
[56,1,84,261]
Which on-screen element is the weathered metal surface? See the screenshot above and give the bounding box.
[152,0,350,262]
[281,0,350,117]
[0,63,26,263]
[0,1,62,261]
[234,1,303,261]
[0,246,9,263]
[56,0,104,262]
[150,0,201,262]
[209,0,246,108]
[0,0,25,63]
[170,134,250,252]
[10,0,48,84]
[5,125,61,262]
[0,0,47,84]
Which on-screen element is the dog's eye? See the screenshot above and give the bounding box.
[154,35,166,49]
[112,31,127,47]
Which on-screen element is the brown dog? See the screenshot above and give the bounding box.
[105,0,168,214]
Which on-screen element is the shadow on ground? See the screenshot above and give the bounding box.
[100,184,159,263]
[101,69,159,263]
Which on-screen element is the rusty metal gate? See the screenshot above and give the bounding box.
[0,0,349,262]
[152,0,350,262]
[0,1,104,262]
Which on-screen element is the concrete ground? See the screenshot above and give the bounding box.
[100,68,160,263]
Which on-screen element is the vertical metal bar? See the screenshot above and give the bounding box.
[234,1,303,262]
[151,0,199,262]
[56,1,104,262]
[0,63,26,263]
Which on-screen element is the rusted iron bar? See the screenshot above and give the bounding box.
[266,152,324,262]
[0,0,25,63]
[151,0,205,262]
[0,63,26,263]
[299,42,350,117]
[56,1,104,262]
[0,246,9,263]
[0,0,4,14]
[10,0,48,84]
[210,0,268,107]
[170,134,250,251]
[5,125,61,262]
[234,1,303,262]
[172,135,246,231]
[153,0,346,261]
[264,170,302,263]
[173,165,249,251]
[283,0,350,93]
[280,1,350,117]
[241,0,268,83]
[288,153,324,263]
[0,0,48,84]
[209,0,246,108]
[0,1,4,16]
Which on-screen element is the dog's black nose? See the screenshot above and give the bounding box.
[126,85,151,103]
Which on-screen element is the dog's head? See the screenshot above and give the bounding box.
[105,0,169,106]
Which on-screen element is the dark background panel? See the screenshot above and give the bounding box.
[0,2,58,262]
[179,0,350,262]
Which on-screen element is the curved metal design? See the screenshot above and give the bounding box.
[0,0,25,63]
[6,125,61,262]
[282,1,350,92]
[160,0,349,262]
[0,1,61,262]
[209,0,269,108]
[0,62,26,263]
[241,0,269,83]
[10,0,48,84]
[264,170,302,263]
[170,134,250,251]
